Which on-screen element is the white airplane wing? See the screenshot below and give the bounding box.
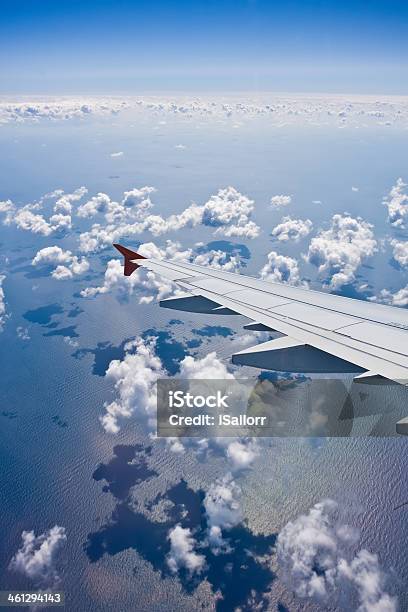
[114,244,408,434]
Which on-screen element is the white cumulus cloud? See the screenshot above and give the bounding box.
[179,351,235,380]
[78,186,259,253]
[271,216,312,242]
[167,525,205,575]
[276,500,396,611]
[101,336,164,434]
[32,246,89,280]
[9,526,66,585]
[226,439,259,471]
[204,473,242,552]
[305,214,377,289]
[270,195,291,209]
[1,203,72,236]
[260,251,303,285]
[53,186,87,214]
[384,178,408,228]
[16,326,30,340]
[390,239,408,268]
[369,286,408,307]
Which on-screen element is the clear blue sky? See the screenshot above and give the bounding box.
[1,0,407,94]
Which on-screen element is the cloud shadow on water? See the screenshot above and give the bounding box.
[93,445,157,500]
[43,325,78,338]
[23,304,64,325]
[74,328,190,377]
[85,445,277,610]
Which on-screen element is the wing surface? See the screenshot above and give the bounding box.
[113,244,408,386]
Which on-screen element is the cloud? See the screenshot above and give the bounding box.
[81,257,177,302]
[369,286,408,307]
[276,500,396,610]
[110,151,124,157]
[101,337,165,433]
[204,473,242,551]
[179,351,235,380]
[167,525,205,575]
[32,246,89,280]
[98,328,259,478]
[190,249,242,273]
[276,499,340,601]
[384,178,408,228]
[260,251,303,285]
[0,200,14,213]
[1,95,408,127]
[2,204,70,236]
[16,326,30,340]
[139,187,259,239]
[9,207,54,235]
[9,526,66,585]
[305,214,377,289]
[53,186,88,214]
[0,99,129,123]
[76,193,113,218]
[271,216,312,242]
[270,195,291,209]
[226,439,259,471]
[338,551,397,612]
[202,187,258,230]
[77,187,155,227]
[81,240,244,300]
[78,186,259,254]
[390,239,408,267]
[0,275,6,331]
[215,220,260,239]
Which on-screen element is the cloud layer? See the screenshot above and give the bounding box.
[3,95,408,128]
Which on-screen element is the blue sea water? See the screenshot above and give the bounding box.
[0,108,407,610]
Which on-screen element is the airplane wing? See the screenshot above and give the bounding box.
[114,244,408,434]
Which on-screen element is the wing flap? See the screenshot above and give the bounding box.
[232,336,364,373]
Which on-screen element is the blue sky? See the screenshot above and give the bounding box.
[1,0,408,93]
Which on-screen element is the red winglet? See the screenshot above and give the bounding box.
[113,243,146,276]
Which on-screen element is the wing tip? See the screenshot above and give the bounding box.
[113,243,146,276]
